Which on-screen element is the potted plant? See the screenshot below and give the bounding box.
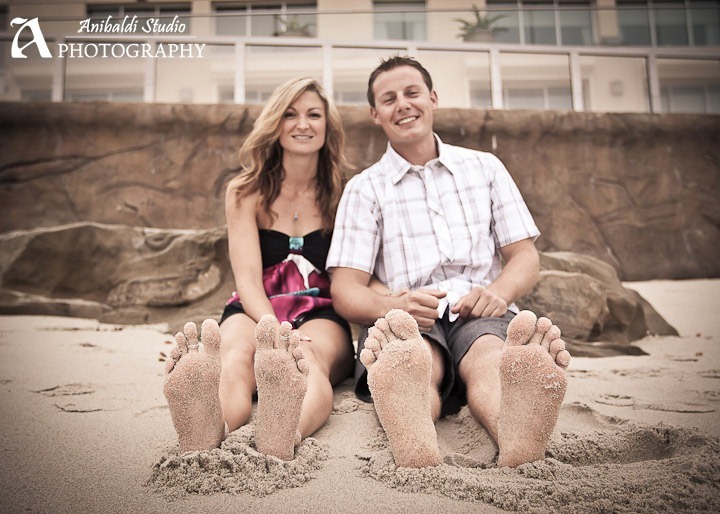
[273,15,314,37]
[454,5,508,42]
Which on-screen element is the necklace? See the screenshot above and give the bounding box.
[285,179,315,223]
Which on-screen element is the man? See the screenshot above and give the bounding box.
[327,56,570,468]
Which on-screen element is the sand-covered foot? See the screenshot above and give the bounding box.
[163,319,225,454]
[360,309,441,468]
[497,310,570,468]
[254,315,309,461]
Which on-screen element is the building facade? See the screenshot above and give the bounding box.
[1,0,718,113]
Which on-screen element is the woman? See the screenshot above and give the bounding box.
[163,77,353,461]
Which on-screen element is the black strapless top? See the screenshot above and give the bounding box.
[258,229,332,271]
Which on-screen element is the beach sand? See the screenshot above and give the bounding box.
[0,279,718,513]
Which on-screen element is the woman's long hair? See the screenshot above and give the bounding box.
[228,77,347,231]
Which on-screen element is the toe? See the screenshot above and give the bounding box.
[372,319,391,346]
[368,326,388,349]
[165,346,182,374]
[556,349,571,369]
[293,344,309,375]
[548,338,565,359]
[360,348,377,367]
[288,330,301,353]
[184,322,199,352]
[364,336,381,357]
[200,319,221,355]
[541,325,561,350]
[175,330,189,354]
[385,309,419,340]
[256,314,279,350]
[506,310,538,346]
[278,321,293,350]
[529,317,552,345]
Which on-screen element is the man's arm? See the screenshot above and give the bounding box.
[451,238,540,319]
[331,267,446,330]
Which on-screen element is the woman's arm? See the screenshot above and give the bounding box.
[225,185,275,323]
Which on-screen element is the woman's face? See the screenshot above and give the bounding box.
[278,90,327,158]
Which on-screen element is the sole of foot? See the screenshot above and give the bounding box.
[163,319,225,454]
[254,314,309,461]
[497,310,570,468]
[360,309,442,468]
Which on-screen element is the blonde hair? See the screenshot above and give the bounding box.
[229,77,347,231]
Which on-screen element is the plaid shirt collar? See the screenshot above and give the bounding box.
[383,134,458,184]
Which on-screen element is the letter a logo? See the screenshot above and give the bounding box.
[11,17,52,59]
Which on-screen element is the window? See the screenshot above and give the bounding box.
[616,3,652,45]
[334,90,367,105]
[691,2,720,45]
[20,89,52,102]
[504,85,572,109]
[374,1,426,41]
[214,2,316,37]
[488,0,594,45]
[524,8,557,44]
[659,57,720,113]
[499,52,572,110]
[559,3,594,45]
[487,0,522,43]
[654,2,689,45]
[65,88,143,102]
[470,80,493,108]
[215,4,248,36]
[86,3,191,34]
[661,84,719,112]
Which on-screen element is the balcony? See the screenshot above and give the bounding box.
[1,4,718,114]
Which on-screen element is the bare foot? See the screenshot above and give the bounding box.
[163,319,225,453]
[497,310,570,468]
[360,309,442,468]
[254,314,309,461]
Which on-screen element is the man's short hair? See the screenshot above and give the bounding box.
[366,55,434,108]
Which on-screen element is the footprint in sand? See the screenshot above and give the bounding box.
[33,383,95,396]
[254,315,309,461]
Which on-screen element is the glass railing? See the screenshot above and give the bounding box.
[182,5,720,48]
[1,6,718,114]
[12,5,717,48]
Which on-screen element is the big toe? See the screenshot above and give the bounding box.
[506,310,538,346]
[256,314,279,350]
[201,319,222,355]
[385,309,420,340]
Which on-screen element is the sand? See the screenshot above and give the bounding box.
[0,279,719,513]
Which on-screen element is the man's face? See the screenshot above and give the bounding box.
[370,66,438,147]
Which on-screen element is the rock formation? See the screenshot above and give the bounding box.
[0,222,677,356]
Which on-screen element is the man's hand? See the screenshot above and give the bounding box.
[392,289,446,331]
[451,286,507,319]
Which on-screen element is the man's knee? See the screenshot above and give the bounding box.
[458,334,504,383]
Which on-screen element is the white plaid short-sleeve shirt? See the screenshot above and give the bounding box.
[327,135,540,317]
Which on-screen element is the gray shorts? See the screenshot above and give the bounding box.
[354,311,516,416]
